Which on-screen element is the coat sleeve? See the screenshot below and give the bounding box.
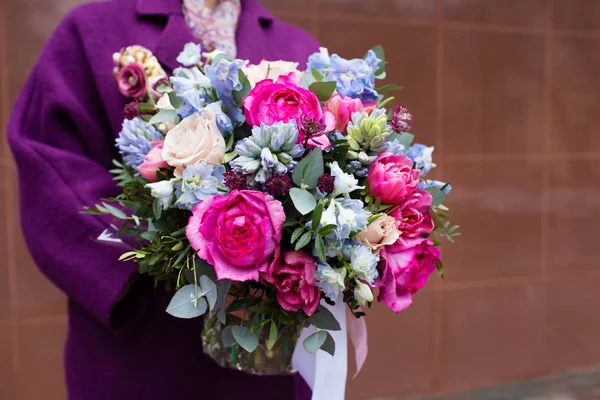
[7,12,146,329]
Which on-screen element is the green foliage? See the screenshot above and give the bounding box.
[292,148,324,189]
[289,188,317,215]
[308,81,337,102]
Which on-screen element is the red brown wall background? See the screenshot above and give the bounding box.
[2,0,600,399]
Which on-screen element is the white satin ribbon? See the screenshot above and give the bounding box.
[292,296,348,400]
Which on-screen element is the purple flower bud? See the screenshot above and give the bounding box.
[391,106,412,133]
[265,174,292,197]
[317,174,335,194]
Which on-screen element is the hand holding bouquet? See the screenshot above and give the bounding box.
[87,42,458,387]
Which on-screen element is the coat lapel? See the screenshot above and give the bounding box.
[137,0,275,70]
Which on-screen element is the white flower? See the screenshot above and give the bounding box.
[176,43,202,67]
[161,112,226,177]
[242,60,300,88]
[320,200,338,227]
[354,281,374,306]
[146,179,177,209]
[315,263,347,301]
[329,161,363,197]
[350,244,379,284]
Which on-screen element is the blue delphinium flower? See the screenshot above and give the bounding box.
[319,198,370,241]
[202,101,233,135]
[221,96,245,125]
[306,47,331,73]
[175,162,225,209]
[307,48,381,101]
[204,59,245,102]
[116,117,163,168]
[386,139,406,155]
[176,42,202,67]
[314,262,347,301]
[230,121,304,183]
[406,143,436,174]
[420,180,452,195]
[170,67,211,110]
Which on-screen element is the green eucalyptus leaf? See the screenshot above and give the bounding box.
[149,110,178,124]
[303,331,327,354]
[321,331,336,356]
[292,148,324,188]
[308,81,337,102]
[165,284,207,319]
[389,132,415,149]
[312,305,341,331]
[289,188,317,215]
[231,326,259,353]
[222,325,236,348]
[425,187,446,207]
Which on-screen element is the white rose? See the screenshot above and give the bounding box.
[161,112,226,177]
[242,60,300,88]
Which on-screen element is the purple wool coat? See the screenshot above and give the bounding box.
[7,0,319,398]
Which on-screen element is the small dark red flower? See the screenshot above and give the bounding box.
[265,174,292,197]
[122,101,141,120]
[117,63,147,99]
[223,170,249,191]
[317,174,335,194]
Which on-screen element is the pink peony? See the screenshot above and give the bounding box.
[118,63,147,98]
[378,238,440,313]
[137,140,168,182]
[186,190,285,282]
[367,153,420,205]
[390,189,434,238]
[264,250,321,316]
[242,74,334,147]
[324,94,364,134]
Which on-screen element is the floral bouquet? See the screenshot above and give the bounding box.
[88,42,458,387]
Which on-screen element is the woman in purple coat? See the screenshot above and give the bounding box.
[7,0,318,398]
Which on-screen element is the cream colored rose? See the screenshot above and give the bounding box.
[243,60,300,87]
[161,112,225,177]
[354,215,400,252]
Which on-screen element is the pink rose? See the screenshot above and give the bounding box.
[378,238,440,313]
[118,63,147,98]
[137,140,169,182]
[243,74,333,137]
[367,153,420,205]
[186,190,285,282]
[264,250,321,316]
[354,215,400,253]
[390,189,434,238]
[324,94,364,134]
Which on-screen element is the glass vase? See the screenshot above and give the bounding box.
[201,311,300,376]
